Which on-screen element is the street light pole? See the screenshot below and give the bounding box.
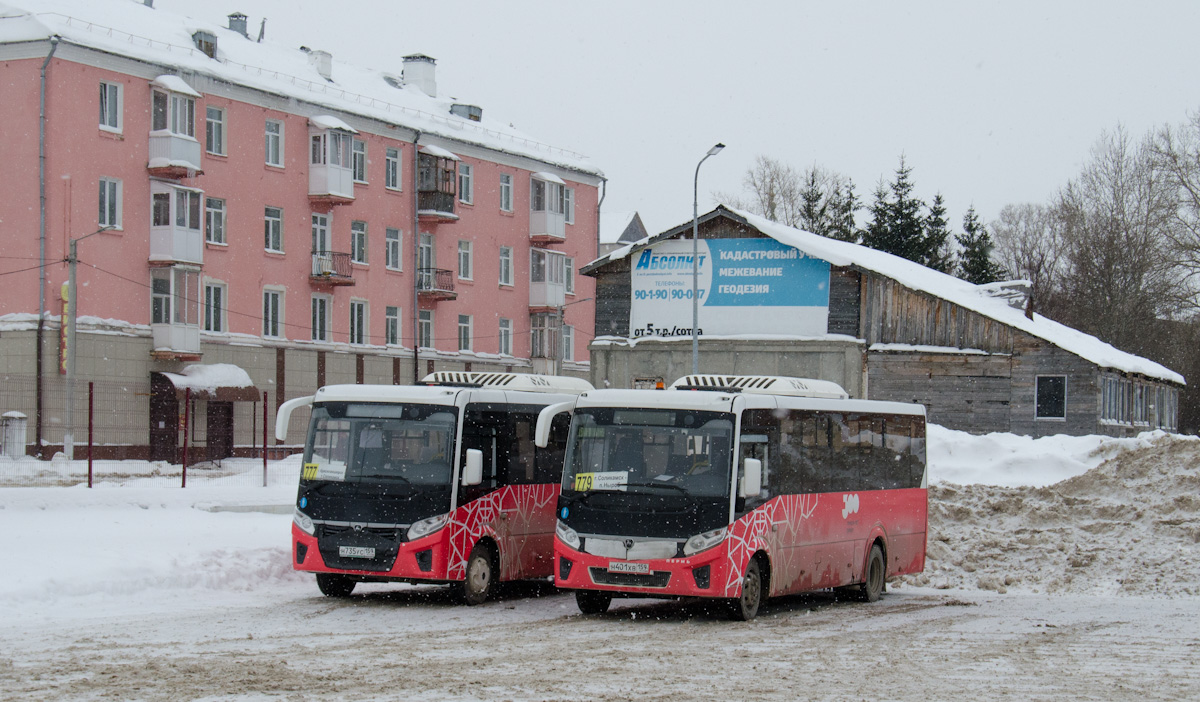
[64,225,113,459]
[692,143,724,376]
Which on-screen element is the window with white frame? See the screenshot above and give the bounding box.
[150,267,199,326]
[311,295,330,342]
[564,256,575,294]
[264,207,283,252]
[564,187,575,224]
[562,324,574,362]
[457,240,472,280]
[531,178,564,215]
[152,187,201,230]
[385,228,402,270]
[499,246,513,286]
[99,81,121,132]
[352,139,367,183]
[499,173,513,212]
[98,178,121,229]
[349,300,367,345]
[152,89,195,137]
[1035,375,1066,420]
[263,288,283,338]
[418,309,433,348]
[351,221,368,264]
[205,197,225,244]
[265,119,283,167]
[385,146,401,190]
[204,281,226,333]
[205,106,225,155]
[498,318,512,356]
[531,248,565,285]
[385,306,400,345]
[457,314,472,351]
[312,131,352,168]
[458,163,473,204]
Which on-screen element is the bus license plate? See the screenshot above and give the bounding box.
[339,546,375,558]
[608,561,649,574]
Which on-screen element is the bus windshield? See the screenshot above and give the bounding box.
[303,403,458,486]
[562,408,734,498]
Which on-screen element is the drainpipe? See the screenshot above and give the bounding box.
[595,177,606,262]
[36,35,60,459]
[411,131,421,384]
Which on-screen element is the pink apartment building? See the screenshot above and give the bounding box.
[0,0,603,460]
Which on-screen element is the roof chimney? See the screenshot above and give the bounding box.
[403,54,437,98]
[308,49,332,81]
[227,12,248,38]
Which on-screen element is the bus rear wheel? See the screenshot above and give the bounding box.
[575,590,612,615]
[727,558,763,621]
[859,544,885,602]
[460,543,495,606]
[316,573,355,598]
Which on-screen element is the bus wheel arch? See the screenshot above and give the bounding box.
[727,551,770,621]
[859,540,886,602]
[459,538,499,606]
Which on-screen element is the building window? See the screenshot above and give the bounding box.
[99,81,121,132]
[418,309,433,348]
[1036,375,1066,420]
[156,188,201,230]
[564,187,575,224]
[385,146,401,190]
[349,300,367,345]
[499,173,513,212]
[562,324,574,362]
[530,312,556,359]
[499,246,513,286]
[205,197,225,244]
[312,131,352,168]
[458,314,472,351]
[531,249,565,285]
[265,119,283,167]
[263,289,283,338]
[564,256,575,294]
[98,178,121,229]
[531,177,564,214]
[352,139,367,183]
[498,318,512,356]
[385,306,400,345]
[457,240,472,280]
[385,228,402,270]
[204,282,226,333]
[150,267,199,326]
[152,89,195,137]
[351,221,368,264]
[458,163,473,204]
[205,106,225,155]
[311,295,331,342]
[264,207,283,252]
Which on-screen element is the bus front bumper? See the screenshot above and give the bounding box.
[292,523,451,582]
[553,536,732,599]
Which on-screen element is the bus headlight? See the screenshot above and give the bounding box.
[683,527,728,556]
[407,513,449,541]
[293,508,315,536]
[556,520,581,550]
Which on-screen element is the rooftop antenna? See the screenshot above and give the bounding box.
[257,18,266,42]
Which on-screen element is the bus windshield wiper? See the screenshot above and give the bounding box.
[358,472,411,484]
[623,481,691,497]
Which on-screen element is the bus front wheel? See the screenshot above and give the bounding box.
[575,590,612,615]
[315,573,355,598]
[727,558,763,621]
[859,544,885,602]
[460,543,495,606]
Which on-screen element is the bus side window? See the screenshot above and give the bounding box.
[533,413,571,484]
[461,406,500,494]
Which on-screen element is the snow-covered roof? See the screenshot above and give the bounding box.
[600,211,637,245]
[532,171,566,185]
[420,144,459,160]
[160,363,254,393]
[585,206,1184,385]
[151,74,201,97]
[1,0,600,177]
[308,114,357,133]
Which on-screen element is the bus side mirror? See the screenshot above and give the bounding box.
[462,449,483,486]
[535,401,575,448]
[740,458,762,498]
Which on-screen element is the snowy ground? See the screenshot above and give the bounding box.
[1,430,1198,700]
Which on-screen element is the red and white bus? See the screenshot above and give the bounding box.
[537,375,927,620]
[276,372,591,602]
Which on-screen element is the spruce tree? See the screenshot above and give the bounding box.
[863,157,928,263]
[956,205,1005,284]
[923,193,955,273]
[826,178,861,243]
[862,179,894,253]
[798,169,828,236]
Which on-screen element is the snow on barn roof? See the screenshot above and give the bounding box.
[0,0,600,177]
[584,206,1184,385]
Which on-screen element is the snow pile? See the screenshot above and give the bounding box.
[908,432,1200,597]
[161,363,255,393]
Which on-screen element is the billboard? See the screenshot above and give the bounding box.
[629,238,830,338]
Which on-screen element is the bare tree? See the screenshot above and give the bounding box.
[1152,111,1200,299]
[717,156,856,235]
[991,202,1065,315]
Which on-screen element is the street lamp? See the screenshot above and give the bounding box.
[692,143,724,375]
[63,225,114,459]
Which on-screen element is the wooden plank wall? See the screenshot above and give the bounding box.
[867,352,1013,433]
[1009,331,1102,437]
[861,275,1013,352]
[828,269,861,337]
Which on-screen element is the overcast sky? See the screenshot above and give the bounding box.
[160,0,1200,239]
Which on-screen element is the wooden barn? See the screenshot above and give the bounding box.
[582,206,1183,437]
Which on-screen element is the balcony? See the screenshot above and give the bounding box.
[530,209,566,244]
[310,251,356,286]
[417,191,458,222]
[529,279,565,310]
[151,324,202,361]
[150,226,203,265]
[417,268,456,301]
[308,164,355,208]
[148,132,203,178]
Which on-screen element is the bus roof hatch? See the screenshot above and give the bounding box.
[421,372,593,395]
[669,375,849,399]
